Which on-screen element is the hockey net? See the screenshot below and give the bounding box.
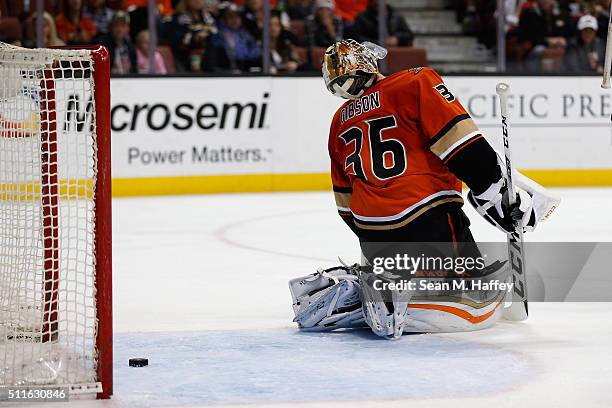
[0,43,111,398]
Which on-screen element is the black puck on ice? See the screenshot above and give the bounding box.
[129,358,148,367]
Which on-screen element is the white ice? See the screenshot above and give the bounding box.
[27,188,612,408]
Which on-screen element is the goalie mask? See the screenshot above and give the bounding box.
[322,40,387,99]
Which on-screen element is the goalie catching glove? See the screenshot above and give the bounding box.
[468,170,560,234]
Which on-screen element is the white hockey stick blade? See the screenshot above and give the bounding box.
[503,300,528,321]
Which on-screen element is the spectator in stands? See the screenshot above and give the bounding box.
[305,0,343,47]
[595,0,611,39]
[458,0,479,34]
[285,0,314,20]
[564,0,584,18]
[123,0,174,16]
[171,0,218,71]
[352,0,414,47]
[565,14,606,72]
[518,0,574,71]
[103,11,137,74]
[85,0,114,38]
[457,0,497,42]
[242,0,263,41]
[136,30,168,73]
[334,0,367,24]
[471,0,497,48]
[505,0,528,31]
[240,0,292,42]
[204,2,261,73]
[124,0,174,42]
[55,0,98,45]
[269,11,300,73]
[206,0,221,16]
[42,12,66,47]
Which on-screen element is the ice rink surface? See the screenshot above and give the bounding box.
[48,188,612,408]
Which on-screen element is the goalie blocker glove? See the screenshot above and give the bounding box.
[440,130,560,235]
[467,171,560,234]
[467,176,532,234]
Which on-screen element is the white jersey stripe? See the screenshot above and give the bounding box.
[350,190,462,223]
[438,130,481,161]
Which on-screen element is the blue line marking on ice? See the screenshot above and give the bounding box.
[114,329,529,406]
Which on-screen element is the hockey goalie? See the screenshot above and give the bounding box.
[289,40,560,339]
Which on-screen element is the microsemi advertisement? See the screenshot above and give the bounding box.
[107,76,612,195]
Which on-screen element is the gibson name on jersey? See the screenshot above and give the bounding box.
[340,91,381,123]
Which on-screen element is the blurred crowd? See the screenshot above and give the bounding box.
[0,0,415,75]
[506,0,612,73]
[0,0,609,75]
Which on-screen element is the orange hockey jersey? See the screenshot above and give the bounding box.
[328,67,483,231]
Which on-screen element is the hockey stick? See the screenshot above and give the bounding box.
[496,83,528,321]
[602,1,612,88]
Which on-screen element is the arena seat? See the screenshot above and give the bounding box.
[0,17,22,41]
[385,47,428,73]
[157,45,176,74]
[290,20,305,46]
[295,46,308,66]
[539,47,565,73]
[0,0,8,18]
[107,0,124,9]
[6,0,57,17]
[310,47,326,67]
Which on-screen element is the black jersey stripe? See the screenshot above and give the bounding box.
[351,192,463,227]
[333,185,353,193]
[441,133,483,164]
[429,114,472,147]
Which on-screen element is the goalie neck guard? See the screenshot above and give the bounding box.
[322,40,387,100]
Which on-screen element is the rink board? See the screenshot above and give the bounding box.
[107,76,612,195]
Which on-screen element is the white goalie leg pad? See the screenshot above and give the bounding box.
[358,260,508,335]
[402,296,505,333]
[358,270,411,340]
[289,266,365,331]
[403,260,509,333]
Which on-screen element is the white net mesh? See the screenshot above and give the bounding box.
[0,43,99,388]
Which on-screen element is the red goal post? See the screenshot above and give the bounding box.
[0,43,112,399]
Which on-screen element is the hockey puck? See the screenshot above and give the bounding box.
[129,358,148,367]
